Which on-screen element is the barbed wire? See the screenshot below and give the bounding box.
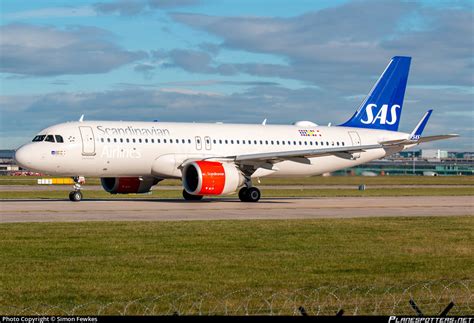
[2,279,472,316]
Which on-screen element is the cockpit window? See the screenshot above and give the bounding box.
[55,135,64,143]
[32,135,46,142]
[45,135,55,142]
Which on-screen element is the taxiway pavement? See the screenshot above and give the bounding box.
[1,196,472,223]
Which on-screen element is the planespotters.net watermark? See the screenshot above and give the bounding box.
[389,317,473,323]
[2,317,97,323]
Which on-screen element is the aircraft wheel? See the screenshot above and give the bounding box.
[238,187,248,202]
[182,189,203,201]
[240,187,260,202]
[69,191,82,202]
[246,187,261,202]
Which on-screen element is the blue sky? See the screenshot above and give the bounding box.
[0,0,472,150]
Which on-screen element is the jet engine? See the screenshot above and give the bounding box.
[182,161,244,196]
[101,177,160,194]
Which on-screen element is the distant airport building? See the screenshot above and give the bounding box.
[0,150,19,175]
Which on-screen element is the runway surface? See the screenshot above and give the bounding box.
[1,196,472,223]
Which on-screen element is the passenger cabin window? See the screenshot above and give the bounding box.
[45,135,55,142]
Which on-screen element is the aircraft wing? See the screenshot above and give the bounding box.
[224,133,458,170]
[227,144,383,165]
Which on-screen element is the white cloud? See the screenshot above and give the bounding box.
[5,6,96,20]
[0,24,146,76]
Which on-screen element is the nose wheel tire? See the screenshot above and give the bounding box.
[182,189,203,201]
[239,187,261,202]
[69,191,83,202]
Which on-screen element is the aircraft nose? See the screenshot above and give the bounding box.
[14,145,33,169]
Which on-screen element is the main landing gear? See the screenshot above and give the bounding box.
[181,187,261,202]
[69,176,84,202]
[238,186,261,202]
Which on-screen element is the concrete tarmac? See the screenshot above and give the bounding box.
[1,196,472,223]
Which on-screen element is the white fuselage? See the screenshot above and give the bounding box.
[15,121,408,178]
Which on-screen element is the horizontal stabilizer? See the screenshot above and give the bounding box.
[416,134,459,143]
[379,134,459,147]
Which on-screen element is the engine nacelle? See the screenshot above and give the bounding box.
[182,161,244,196]
[101,177,159,194]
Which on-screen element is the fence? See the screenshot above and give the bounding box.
[2,280,472,316]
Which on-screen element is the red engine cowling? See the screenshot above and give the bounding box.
[101,177,159,194]
[182,161,245,196]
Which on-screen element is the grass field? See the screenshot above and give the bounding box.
[1,217,473,315]
[1,175,473,186]
[1,186,473,200]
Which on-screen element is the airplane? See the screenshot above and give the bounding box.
[14,56,458,202]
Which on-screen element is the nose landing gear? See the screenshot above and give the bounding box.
[69,176,85,202]
[69,190,83,202]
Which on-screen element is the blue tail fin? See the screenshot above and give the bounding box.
[340,56,411,131]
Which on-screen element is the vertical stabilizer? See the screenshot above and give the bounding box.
[340,56,411,131]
